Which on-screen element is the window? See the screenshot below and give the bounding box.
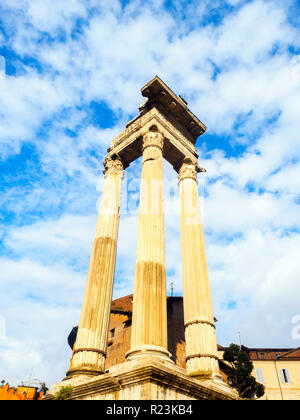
[256,368,264,384]
[259,352,264,360]
[279,369,291,383]
[110,328,115,338]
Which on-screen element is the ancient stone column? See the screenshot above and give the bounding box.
[126,129,172,362]
[178,158,219,379]
[67,156,124,377]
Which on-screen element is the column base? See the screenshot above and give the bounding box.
[199,376,239,399]
[44,357,239,400]
[188,371,223,381]
[212,372,226,382]
[65,367,104,379]
[188,371,239,399]
[125,345,174,365]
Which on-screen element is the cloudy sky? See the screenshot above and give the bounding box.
[0,0,299,387]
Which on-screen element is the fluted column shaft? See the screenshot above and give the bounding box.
[179,159,219,378]
[127,130,171,362]
[67,157,124,377]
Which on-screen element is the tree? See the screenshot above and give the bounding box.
[39,382,49,395]
[222,343,265,399]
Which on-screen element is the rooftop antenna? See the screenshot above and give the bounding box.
[170,282,174,297]
[21,368,33,386]
[238,331,242,348]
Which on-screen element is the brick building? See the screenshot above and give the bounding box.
[68,295,223,375]
[68,295,187,370]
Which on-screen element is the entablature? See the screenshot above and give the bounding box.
[108,107,202,173]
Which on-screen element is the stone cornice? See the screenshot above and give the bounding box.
[108,108,201,173]
[140,76,206,142]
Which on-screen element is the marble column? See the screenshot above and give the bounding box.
[126,129,172,362]
[67,156,124,377]
[178,158,219,379]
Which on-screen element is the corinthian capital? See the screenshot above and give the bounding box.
[143,131,164,151]
[103,156,124,176]
[142,130,164,163]
[178,159,198,183]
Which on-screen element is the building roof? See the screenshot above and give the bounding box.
[140,76,206,142]
[241,345,300,361]
[278,347,300,360]
[111,294,133,313]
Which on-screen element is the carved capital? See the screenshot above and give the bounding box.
[143,131,164,151]
[142,131,164,162]
[178,159,198,183]
[103,156,124,176]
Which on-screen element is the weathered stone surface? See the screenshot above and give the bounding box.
[67,157,124,377]
[128,130,171,363]
[179,160,219,378]
[46,357,238,400]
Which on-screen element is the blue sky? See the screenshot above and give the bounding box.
[0,0,300,387]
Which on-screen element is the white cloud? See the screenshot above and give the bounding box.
[0,70,78,159]
[215,0,291,63]
[208,228,300,347]
[27,0,87,32]
[202,178,300,233]
[265,162,300,196]
[4,215,96,262]
[0,256,84,384]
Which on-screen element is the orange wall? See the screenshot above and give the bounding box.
[0,385,43,400]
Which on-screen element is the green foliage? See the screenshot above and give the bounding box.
[53,385,73,400]
[223,343,265,399]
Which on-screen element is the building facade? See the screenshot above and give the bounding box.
[242,346,300,400]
